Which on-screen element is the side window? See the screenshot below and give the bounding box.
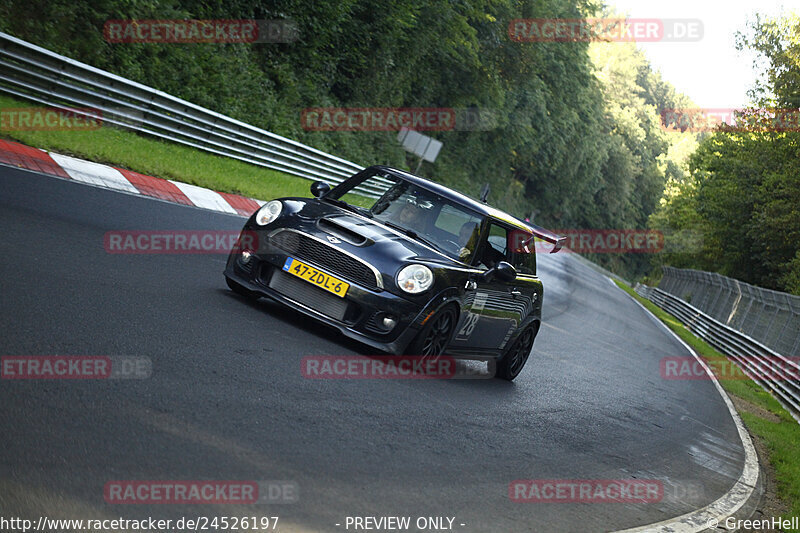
[508,229,536,275]
[476,223,510,270]
[476,223,536,275]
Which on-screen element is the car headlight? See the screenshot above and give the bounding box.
[255,200,282,226]
[397,264,434,294]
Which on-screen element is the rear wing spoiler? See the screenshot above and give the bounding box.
[524,224,566,254]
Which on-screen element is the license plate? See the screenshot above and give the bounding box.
[282,257,349,298]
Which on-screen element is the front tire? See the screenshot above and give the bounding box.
[494,325,537,381]
[404,306,458,357]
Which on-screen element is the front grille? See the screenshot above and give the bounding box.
[268,271,349,321]
[270,230,380,290]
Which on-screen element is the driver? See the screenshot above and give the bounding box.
[479,243,506,269]
[457,222,479,261]
[395,201,425,232]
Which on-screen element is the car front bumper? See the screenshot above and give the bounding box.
[224,241,427,355]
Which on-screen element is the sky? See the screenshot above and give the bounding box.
[608,0,796,108]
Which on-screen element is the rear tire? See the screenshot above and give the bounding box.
[404,306,458,357]
[226,276,259,300]
[494,325,537,381]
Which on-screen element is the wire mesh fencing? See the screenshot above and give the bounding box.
[659,266,800,357]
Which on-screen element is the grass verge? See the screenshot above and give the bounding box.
[0,94,372,204]
[615,280,800,527]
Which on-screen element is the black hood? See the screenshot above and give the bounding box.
[272,198,459,268]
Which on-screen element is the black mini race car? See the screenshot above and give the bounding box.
[224,166,563,380]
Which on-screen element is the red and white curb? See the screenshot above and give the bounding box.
[0,138,265,217]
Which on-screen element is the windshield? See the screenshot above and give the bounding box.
[331,171,484,262]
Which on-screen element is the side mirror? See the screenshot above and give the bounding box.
[311,181,331,198]
[494,261,517,282]
[481,261,517,282]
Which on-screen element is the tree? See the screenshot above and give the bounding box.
[647,11,800,293]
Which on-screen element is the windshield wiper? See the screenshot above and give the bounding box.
[322,197,373,218]
[382,221,439,251]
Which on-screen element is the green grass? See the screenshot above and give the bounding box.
[615,280,800,526]
[0,94,371,203]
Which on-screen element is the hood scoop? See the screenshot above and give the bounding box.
[317,217,369,246]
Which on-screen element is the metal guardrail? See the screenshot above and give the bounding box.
[635,284,800,423]
[659,266,800,357]
[0,31,392,198]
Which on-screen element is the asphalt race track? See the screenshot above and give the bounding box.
[0,166,746,532]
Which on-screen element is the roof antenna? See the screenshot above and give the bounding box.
[479,183,490,203]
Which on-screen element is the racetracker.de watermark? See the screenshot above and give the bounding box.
[300,107,498,131]
[104,480,298,504]
[104,230,257,254]
[0,107,102,131]
[661,356,800,381]
[509,479,663,503]
[1,356,151,379]
[509,18,703,42]
[301,355,492,379]
[510,229,665,254]
[103,19,298,44]
[661,108,800,132]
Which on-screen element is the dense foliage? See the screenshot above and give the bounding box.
[1,0,692,278]
[649,13,800,294]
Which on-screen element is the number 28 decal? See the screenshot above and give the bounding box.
[457,292,488,340]
[458,313,480,339]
